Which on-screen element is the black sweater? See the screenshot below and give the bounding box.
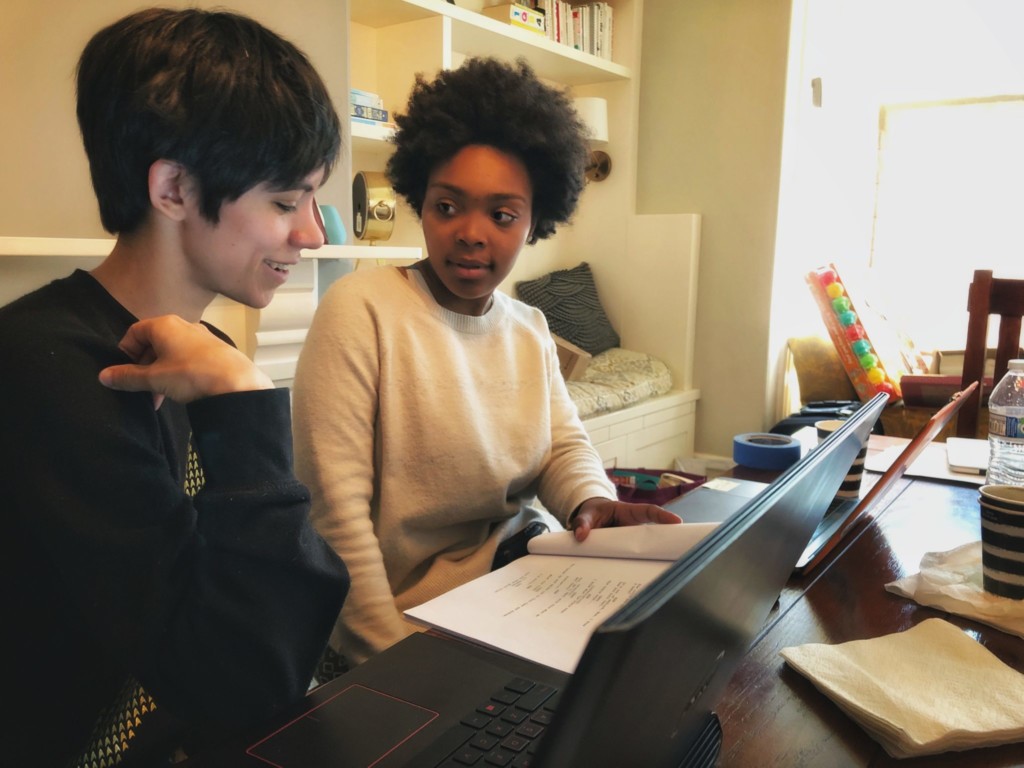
[0,271,349,766]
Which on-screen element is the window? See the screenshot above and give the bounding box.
[868,96,1024,354]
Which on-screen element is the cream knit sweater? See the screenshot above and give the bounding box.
[292,266,616,664]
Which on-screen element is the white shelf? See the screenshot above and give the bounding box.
[310,243,421,260]
[351,120,396,154]
[0,236,419,262]
[350,0,630,86]
[0,236,114,258]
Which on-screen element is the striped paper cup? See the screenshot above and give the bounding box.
[979,485,1024,600]
[816,419,866,500]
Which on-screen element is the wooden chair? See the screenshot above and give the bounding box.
[957,270,1024,438]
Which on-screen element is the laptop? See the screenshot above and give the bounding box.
[185,392,886,768]
[792,380,977,573]
[945,436,988,476]
[670,382,978,577]
[663,475,770,524]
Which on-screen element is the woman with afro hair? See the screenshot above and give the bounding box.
[292,57,679,667]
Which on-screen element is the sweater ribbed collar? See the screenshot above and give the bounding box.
[404,267,507,335]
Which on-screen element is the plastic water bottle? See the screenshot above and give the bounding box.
[986,359,1024,486]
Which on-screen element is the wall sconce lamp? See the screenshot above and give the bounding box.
[574,96,611,182]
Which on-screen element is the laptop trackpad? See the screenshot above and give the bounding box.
[247,684,438,767]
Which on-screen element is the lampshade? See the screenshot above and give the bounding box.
[573,97,609,144]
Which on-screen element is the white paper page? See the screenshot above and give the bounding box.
[405,555,670,674]
[865,442,986,486]
[526,522,719,560]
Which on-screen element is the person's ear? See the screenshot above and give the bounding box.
[149,159,190,222]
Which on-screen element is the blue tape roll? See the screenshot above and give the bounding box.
[733,433,801,470]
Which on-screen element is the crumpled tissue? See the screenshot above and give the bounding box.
[886,541,1024,639]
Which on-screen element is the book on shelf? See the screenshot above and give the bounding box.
[349,88,384,109]
[481,3,546,36]
[602,3,613,61]
[350,115,397,133]
[590,3,600,58]
[592,2,609,59]
[404,522,718,674]
[351,104,389,122]
[534,1,567,46]
[532,0,554,40]
[571,5,582,50]
[533,2,611,59]
[580,2,612,59]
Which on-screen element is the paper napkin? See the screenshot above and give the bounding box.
[780,619,1024,758]
[886,542,1024,639]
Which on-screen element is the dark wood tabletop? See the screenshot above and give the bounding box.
[181,439,1024,767]
[716,463,1024,767]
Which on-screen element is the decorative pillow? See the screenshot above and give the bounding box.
[515,262,620,356]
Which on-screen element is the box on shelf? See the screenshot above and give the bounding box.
[899,374,992,408]
[929,348,999,378]
[350,115,396,131]
[481,3,546,36]
[903,346,1013,408]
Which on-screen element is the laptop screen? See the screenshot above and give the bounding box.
[534,392,888,767]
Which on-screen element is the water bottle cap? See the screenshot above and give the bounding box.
[1010,359,1024,371]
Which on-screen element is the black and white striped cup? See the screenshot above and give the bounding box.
[979,484,1024,600]
[815,419,867,500]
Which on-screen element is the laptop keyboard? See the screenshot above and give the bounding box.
[433,676,561,767]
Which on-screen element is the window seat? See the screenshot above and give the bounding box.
[565,347,697,469]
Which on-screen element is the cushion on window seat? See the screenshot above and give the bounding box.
[566,347,673,420]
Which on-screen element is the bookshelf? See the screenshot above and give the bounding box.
[346,0,633,162]
[350,0,630,85]
[345,0,705,465]
[342,2,701,427]
[345,0,640,261]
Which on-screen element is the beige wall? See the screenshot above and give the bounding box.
[638,0,792,457]
[4,0,775,457]
[0,0,350,239]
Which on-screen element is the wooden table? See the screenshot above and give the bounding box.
[716,459,1024,767]
[181,439,1023,767]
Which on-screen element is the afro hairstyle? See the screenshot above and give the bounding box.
[385,57,590,244]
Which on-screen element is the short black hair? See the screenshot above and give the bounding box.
[76,7,341,235]
[386,57,589,244]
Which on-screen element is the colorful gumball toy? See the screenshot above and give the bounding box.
[805,264,901,404]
